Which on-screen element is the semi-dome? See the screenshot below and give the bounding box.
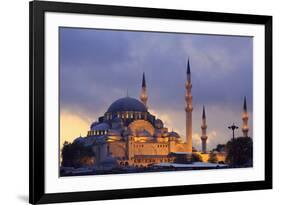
[107,97,147,113]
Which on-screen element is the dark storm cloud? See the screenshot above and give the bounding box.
[60,27,253,149]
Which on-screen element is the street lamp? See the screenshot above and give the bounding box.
[228,123,239,140]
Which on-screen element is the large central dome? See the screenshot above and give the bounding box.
[107,97,147,113]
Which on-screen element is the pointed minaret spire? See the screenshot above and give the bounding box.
[185,58,193,153]
[242,96,249,137]
[140,72,148,108]
[142,72,146,88]
[243,96,247,111]
[187,59,191,73]
[202,105,206,119]
[201,106,208,153]
[187,58,191,82]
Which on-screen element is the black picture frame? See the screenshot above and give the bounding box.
[29,0,272,204]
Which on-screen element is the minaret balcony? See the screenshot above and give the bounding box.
[201,125,207,129]
[201,136,208,140]
[185,83,192,89]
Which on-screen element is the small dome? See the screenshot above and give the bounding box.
[137,129,152,137]
[168,131,180,138]
[107,97,147,113]
[84,135,106,146]
[91,122,110,131]
[155,119,164,129]
[73,136,84,144]
[90,122,99,130]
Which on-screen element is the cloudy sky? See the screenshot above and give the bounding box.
[59,27,253,151]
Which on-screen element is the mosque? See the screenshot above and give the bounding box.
[70,59,249,169]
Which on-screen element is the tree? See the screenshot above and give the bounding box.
[212,144,226,152]
[208,152,218,163]
[61,140,95,168]
[61,141,74,167]
[191,153,203,162]
[226,137,253,167]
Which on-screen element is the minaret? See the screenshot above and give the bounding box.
[185,59,193,153]
[201,106,208,153]
[140,72,148,108]
[242,96,249,137]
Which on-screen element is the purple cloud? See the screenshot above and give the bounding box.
[59,27,253,150]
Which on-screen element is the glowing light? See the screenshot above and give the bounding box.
[60,111,90,149]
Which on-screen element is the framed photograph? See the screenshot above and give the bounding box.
[29,0,272,204]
